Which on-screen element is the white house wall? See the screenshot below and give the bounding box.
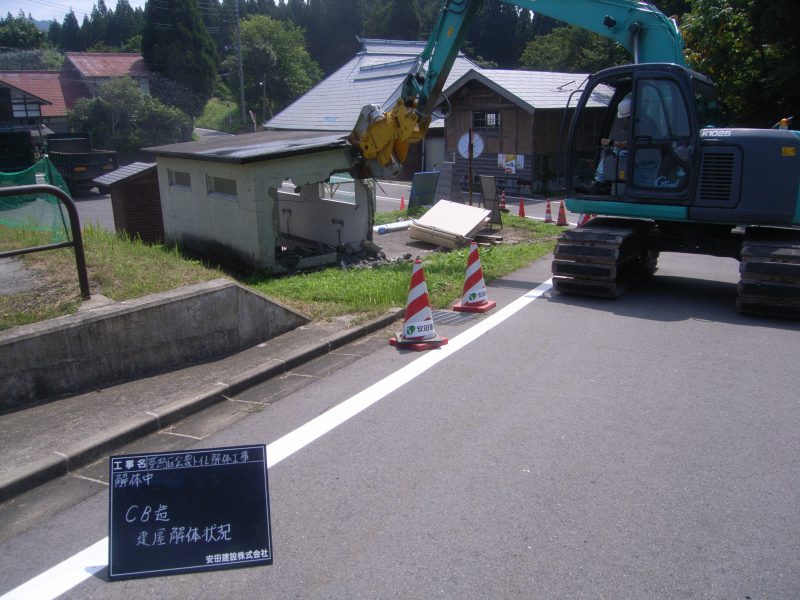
[156,147,368,272]
[277,180,373,249]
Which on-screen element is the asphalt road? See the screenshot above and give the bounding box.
[2,251,798,599]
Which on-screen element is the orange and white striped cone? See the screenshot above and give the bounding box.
[556,201,568,226]
[390,258,448,350]
[453,241,496,313]
[543,198,553,223]
[518,196,526,218]
[499,190,507,212]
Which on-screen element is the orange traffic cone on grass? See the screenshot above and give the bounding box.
[499,190,507,212]
[556,201,568,226]
[518,196,526,218]
[453,241,496,313]
[390,259,448,350]
[400,193,405,211]
[543,199,553,223]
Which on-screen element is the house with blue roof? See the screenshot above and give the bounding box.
[266,38,479,180]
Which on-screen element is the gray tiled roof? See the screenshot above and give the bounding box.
[266,38,479,132]
[444,69,610,111]
[143,131,350,164]
[93,162,155,186]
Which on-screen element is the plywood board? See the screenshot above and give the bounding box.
[414,200,489,238]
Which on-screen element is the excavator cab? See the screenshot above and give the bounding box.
[566,63,721,216]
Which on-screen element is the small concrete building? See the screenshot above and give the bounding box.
[145,131,375,273]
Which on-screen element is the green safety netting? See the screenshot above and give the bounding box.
[0,158,73,246]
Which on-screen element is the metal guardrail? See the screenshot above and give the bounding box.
[0,183,90,300]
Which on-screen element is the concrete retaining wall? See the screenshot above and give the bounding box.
[0,279,309,410]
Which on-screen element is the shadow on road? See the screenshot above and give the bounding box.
[547,273,800,331]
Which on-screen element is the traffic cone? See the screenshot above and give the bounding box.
[543,199,553,223]
[499,190,507,212]
[556,201,568,226]
[453,241,497,313]
[400,193,405,211]
[518,196,526,218]
[390,258,448,350]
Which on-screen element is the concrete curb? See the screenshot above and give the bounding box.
[0,309,403,503]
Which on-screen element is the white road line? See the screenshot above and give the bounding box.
[1,279,553,600]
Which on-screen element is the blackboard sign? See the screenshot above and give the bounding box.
[108,445,272,580]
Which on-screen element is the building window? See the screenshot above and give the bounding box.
[473,110,500,129]
[168,169,191,188]
[207,175,237,198]
[9,89,40,118]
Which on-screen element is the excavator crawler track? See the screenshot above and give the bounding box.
[737,227,800,319]
[552,218,658,298]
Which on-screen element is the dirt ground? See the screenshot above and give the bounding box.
[371,221,535,261]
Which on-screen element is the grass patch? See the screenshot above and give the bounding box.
[248,233,557,320]
[1,213,560,329]
[195,98,241,133]
[0,224,223,330]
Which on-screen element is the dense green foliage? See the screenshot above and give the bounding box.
[69,77,192,159]
[220,14,321,122]
[520,25,629,73]
[683,0,799,127]
[0,11,47,48]
[141,0,218,118]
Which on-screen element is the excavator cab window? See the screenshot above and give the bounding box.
[566,73,633,196]
[692,79,723,128]
[629,78,693,196]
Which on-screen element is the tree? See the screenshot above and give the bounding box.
[302,0,363,75]
[142,0,218,118]
[388,0,422,41]
[465,1,522,68]
[69,77,191,158]
[221,14,322,122]
[60,10,82,51]
[107,0,144,49]
[47,19,62,48]
[682,0,799,126]
[0,11,47,49]
[520,25,628,73]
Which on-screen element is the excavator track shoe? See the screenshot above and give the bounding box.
[736,227,800,319]
[552,218,658,298]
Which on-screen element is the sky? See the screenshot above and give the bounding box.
[2,0,147,23]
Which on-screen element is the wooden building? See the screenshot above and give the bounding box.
[443,69,607,197]
[94,162,164,244]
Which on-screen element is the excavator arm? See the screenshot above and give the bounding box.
[349,0,685,178]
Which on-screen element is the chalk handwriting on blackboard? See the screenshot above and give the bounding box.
[108,445,272,580]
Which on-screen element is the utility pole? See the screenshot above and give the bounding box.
[234,0,246,124]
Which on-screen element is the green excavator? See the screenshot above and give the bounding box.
[350,0,800,318]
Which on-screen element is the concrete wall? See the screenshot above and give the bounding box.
[0,279,309,410]
[157,157,275,270]
[277,180,373,250]
[156,148,359,272]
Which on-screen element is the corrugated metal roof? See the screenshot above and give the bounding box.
[444,69,609,111]
[266,38,479,132]
[0,71,89,117]
[94,162,155,186]
[65,53,150,78]
[143,130,351,164]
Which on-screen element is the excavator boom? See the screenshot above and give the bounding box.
[350,0,685,178]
